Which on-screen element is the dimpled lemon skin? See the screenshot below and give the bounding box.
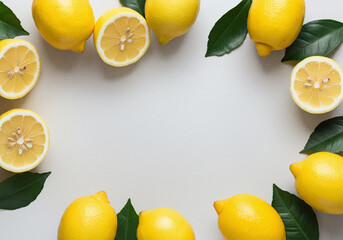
[214,194,286,240]
[32,0,95,53]
[247,0,305,57]
[58,191,117,240]
[290,152,343,214]
[145,0,200,45]
[137,208,195,240]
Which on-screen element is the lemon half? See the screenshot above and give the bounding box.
[93,7,150,67]
[290,56,343,114]
[0,109,49,173]
[0,39,41,99]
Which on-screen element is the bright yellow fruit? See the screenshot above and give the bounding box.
[248,0,305,57]
[214,194,286,240]
[137,208,195,240]
[290,56,343,114]
[290,152,343,214]
[32,0,95,53]
[145,0,200,45]
[0,109,49,173]
[58,191,117,240]
[0,39,40,99]
[93,7,151,67]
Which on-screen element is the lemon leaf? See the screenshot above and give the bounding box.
[272,184,319,240]
[205,0,252,57]
[120,0,146,17]
[0,172,51,210]
[282,20,343,62]
[301,116,343,154]
[115,199,139,240]
[0,1,29,40]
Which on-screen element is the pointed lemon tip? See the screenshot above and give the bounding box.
[255,43,272,57]
[213,200,223,215]
[157,35,172,45]
[290,162,301,178]
[71,41,86,53]
[93,191,110,204]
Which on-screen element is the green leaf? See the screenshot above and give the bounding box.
[0,1,29,40]
[301,116,343,154]
[205,0,252,57]
[282,19,343,62]
[115,199,139,240]
[272,184,319,240]
[0,172,51,210]
[120,0,146,17]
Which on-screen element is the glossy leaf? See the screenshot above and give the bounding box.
[120,0,146,17]
[282,19,343,62]
[115,199,139,240]
[206,0,252,57]
[272,184,319,240]
[301,116,343,154]
[0,1,29,40]
[0,172,51,210]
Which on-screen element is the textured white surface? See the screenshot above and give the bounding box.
[1,0,343,239]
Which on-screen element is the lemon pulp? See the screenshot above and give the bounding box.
[0,109,49,173]
[0,39,40,99]
[290,57,343,114]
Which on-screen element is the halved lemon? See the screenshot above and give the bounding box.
[290,56,343,114]
[0,39,41,99]
[0,109,50,173]
[93,7,151,67]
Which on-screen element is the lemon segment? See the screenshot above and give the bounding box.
[0,109,49,173]
[290,56,343,114]
[0,39,40,99]
[94,7,150,67]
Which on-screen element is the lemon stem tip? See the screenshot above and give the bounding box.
[255,43,272,57]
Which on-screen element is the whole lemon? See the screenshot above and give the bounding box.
[58,191,117,240]
[247,0,305,57]
[214,194,286,240]
[290,152,343,214]
[32,0,95,53]
[145,0,200,45]
[137,208,195,240]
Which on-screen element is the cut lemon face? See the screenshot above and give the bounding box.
[0,109,50,173]
[0,39,41,99]
[290,56,343,114]
[93,7,151,67]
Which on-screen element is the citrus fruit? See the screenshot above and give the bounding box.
[290,152,343,214]
[214,194,286,240]
[290,56,343,114]
[145,0,200,45]
[32,0,95,53]
[137,208,195,240]
[58,191,117,240]
[248,0,305,57]
[0,39,40,99]
[93,7,150,67]
[0,109,49,173]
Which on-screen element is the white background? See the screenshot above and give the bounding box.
[1,0,343,239]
